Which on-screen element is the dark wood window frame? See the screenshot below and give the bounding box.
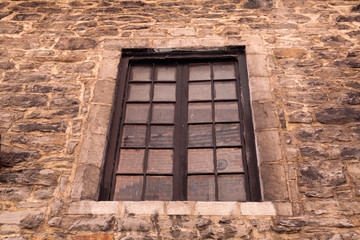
[99,47,261,201]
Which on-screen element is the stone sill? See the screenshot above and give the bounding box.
[67,201,293,216]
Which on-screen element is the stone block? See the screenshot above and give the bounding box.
[69,216,115,231]
[0,169,60,186]
[194,202,238,216]
[261,164,289,200]
[55,37,97,50]
[92,80,116,104]
[98,58,119,80]
[315,107,360,124]
[71,164,101,200]
[255,130,282,162]
[121,201,164,215]
[11,122,67,133]
[288,111,313,123]
[0,210,45,229]
[104,39,150,49]
[252,102,278,129]
[249,77,272,101]
[68,201,119,215]
[167,201,193,215]
[240,202,276,216]
[51,198,63,215]
[298,161,346,187]
[152,37,226,48]
[170,28,196,36]
[0,145,41,167]
[118,217,150,232]
[273,203,293,216]
[34,187,55,200]
[294,126,351,143]
[0,94,48,107]
[79,133,107,168]
[102,50,121,57]
[87,104,112,133]
[247,54,268,77]
[0,22,23,34]
[0,187,31,201]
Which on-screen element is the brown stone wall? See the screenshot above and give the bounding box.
[0,0,359,239]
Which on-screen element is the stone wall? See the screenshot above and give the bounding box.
[0,0,359,239]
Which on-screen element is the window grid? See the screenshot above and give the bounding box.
[100,48,261,202]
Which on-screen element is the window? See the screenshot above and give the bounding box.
[100,47,261,202]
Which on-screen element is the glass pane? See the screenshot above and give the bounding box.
[149,126,174,147]
[214,81,237,100]
[213,62,235,80]
[147,149,173,173]
[121,125,147,147]
[156,65,176,81]
[145,176,172,201]
[117,149,144,173]
[187,175,215,201]
[218,175,246,201]
[215,124,241,146]
[114,176,143,201]
[216,148,244,173]
[131,65,152,81]
[188,149,214,173]
[215,102,239,122]
[152,104,175,123]
[188,103,212,123]
[153,84,176,101]
[188,82,212,101]
[125,104,149,123]
[189,63,211,81]
[128,84,151,101]
[188,124,213,147]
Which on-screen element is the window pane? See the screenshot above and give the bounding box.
[149,126,174,147]
[188,124,213,147]
[213,62,235,80]
[114,176,143,201]
[188,149,214,173]
[218,175,246,201]
[153,84,176,101]
[117,149,144,173]
[145,176,172,201]
[189,82,211,101]
[121,125,147,147]
[187,175,215,201]
[147,149,173,173]
[128,84,151,101]
[125,104,149,123]
[152,104,175,123]
[214,81,237,100]
[188,103,212,123]
[216,148,243,173]
[156,65,176,81]
[131,65,152,81]
[215,102,239,122]
[215,124,241,146]
[189,63,211,81]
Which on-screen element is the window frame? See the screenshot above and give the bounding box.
[99,47,261,202]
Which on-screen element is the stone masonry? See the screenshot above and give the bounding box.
[0,0,359,239]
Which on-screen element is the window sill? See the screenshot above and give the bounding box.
[67,201,293,216]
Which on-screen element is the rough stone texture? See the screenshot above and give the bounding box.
[298,161,346,187]
[118,217,151,232]
[0,0,359,238]
[0,210,45,229]
[69,216,115,231]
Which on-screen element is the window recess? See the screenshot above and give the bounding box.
[100,47,261,202]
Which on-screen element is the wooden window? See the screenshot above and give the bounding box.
[100,47,261,201]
